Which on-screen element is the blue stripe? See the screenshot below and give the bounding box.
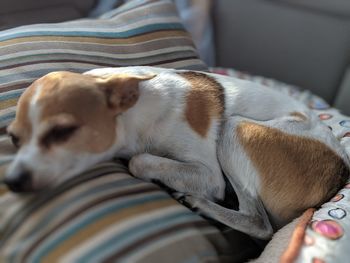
[29,192,173,262]
[80,211,200,263]
[0,90,23,102]
[0,23,184,42]
[0,112,15,123]
[0,68,88,84]
[27,178,145,237]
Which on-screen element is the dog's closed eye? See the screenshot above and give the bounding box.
[8,133,20,148]
[42,125,79,148]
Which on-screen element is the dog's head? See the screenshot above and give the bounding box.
[4,71,154,192]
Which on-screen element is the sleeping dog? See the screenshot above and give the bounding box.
[4,66,349,239]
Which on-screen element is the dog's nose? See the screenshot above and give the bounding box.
[3,170,32,192]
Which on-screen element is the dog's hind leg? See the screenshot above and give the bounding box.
[177,115,285,239]
[200,113,323,238]
[179,193,273,239]
[127,146,272,239]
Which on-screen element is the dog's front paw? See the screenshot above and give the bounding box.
[176,194,205,212]
[172,192,186,201]
[129,153,154,180]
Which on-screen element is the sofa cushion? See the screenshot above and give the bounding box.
[0,0,207,135]
[213,0,350,107]
[278,0,350,18]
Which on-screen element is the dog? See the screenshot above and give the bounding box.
[4,66,350,239]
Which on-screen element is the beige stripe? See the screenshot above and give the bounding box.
[0,99,17,110]
[0,37,194,59]
[43,199,177,262]
[159,59,206,69]
[0,31,189,47]
[0,46,196,61]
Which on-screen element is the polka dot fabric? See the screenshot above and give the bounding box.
[210,67,350,263]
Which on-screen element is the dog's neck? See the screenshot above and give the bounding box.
[112,81,167,159]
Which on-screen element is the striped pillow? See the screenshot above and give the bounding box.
[0,162,234,262]
[0,137,234,262]
[0,0,207,135]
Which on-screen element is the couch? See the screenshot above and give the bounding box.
[0,0,350,262]
[212,0,350,115]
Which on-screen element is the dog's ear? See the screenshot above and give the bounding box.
[97,74,155,114]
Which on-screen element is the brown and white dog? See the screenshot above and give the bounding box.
[4,66,350,239]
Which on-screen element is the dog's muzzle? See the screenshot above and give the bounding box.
[3,170,33,193]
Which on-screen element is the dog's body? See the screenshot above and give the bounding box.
[5,66,350,239]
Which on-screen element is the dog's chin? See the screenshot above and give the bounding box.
[19,178,69,194]
[25,170,77,193]
[21,156,107,193]
[5,181,51,194]
[14,179,55,194]
[34,166,92,193]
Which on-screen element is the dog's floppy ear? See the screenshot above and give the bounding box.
[97,74,155,114]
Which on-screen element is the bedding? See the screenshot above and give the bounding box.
[0,0,207,136]
[211,67,350,263]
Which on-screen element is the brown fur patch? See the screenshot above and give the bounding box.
[98,74,155,113]
[35,72,154,153]
[179,72,225,137]
[290,112,307,121]
[7,83,37,144]
[237,121,349,221]
[10,71,154,153]
[36,72,118,153]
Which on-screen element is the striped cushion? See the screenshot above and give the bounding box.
[0,0,207,135]
[0,135,234,262]
[0,161,233,262]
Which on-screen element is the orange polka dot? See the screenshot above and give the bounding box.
[304,235,314,246]
[331,194,344,202]
[319,113,332,120]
